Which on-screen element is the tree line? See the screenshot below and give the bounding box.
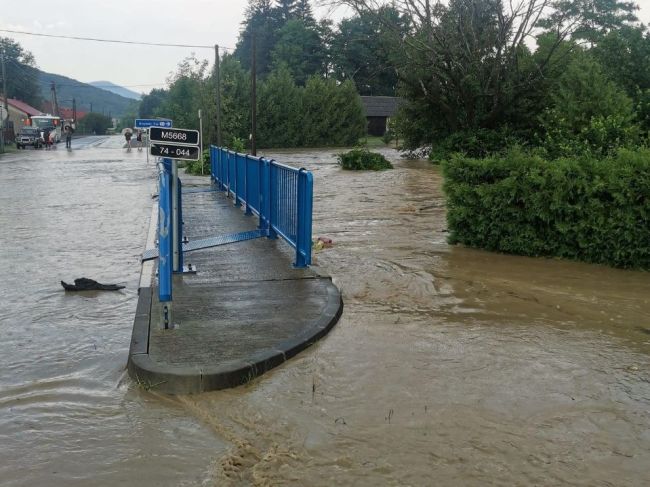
[138,0,408,149]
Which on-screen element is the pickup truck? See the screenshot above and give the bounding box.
[16,127,42,149]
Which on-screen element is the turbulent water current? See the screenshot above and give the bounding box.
[0,139,648,486]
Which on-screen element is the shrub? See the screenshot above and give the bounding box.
[229,137,246,153]
[183,150,209,175]
[429,127,522,163]
[442,147,650,269]
[338,148,393,170]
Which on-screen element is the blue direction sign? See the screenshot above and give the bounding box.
[135,118,173,128]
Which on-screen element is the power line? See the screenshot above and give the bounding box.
[0,28,234,51]
[7,58,165,89]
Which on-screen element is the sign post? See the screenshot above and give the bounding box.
[135,119,172,165]
[149,126,200,270]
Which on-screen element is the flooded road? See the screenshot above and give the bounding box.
[1,141,649,486]
[0,137,226,486]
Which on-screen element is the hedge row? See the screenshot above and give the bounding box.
[442,148,650,269]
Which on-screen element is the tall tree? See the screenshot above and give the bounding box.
[138,88,168,118]
[271,20,327,84]
[0,37,41,107]
[337,0,582,148]
[276,0,299,21]
[542,0,639,44]
[591,25,650,97]
[331,6,407,95]
[257,65,303,147]
[219,54,251,146]
[235,0,284,77]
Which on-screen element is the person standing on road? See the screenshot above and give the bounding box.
[43,128,51,150]
[124,130,132,151]
[136,130,143,151]
[64,125,73,149]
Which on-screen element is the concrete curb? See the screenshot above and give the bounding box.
[127,278,343,394]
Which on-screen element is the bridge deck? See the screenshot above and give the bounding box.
[128,174,342,394]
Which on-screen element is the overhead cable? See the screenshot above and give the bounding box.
[0,28,234,50]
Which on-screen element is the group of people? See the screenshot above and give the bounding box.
[40,125,74,150]
[124,129,143,151]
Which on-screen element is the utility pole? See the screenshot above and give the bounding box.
[0,52,7,154]
[251,33,257,156]
[90,102,93,113]
[214,44,222,147]
[50,81,60,117]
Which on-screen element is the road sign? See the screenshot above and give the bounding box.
[150,143,200,161]
[135,118,172,128]
[149,127,200,146]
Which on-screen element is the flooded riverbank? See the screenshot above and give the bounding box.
[184,147,650,486]
[1,141,648,486]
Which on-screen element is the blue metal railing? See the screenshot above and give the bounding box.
[158,158,173,303]
[210,145,313,267]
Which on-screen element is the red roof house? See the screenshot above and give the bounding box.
[0,98,43,136]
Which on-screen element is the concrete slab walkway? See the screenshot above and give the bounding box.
[128,174,343,394]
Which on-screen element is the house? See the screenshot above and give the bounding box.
[0,98,43,138]
[360,96,402,136]
[58,106,88,122]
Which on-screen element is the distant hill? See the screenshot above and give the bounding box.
[88,81,142,100]
[37,70,137,117]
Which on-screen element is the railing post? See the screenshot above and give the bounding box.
[158,158,173,329]
[268,160,278,239]
[217,147,223,190]
[171,160,181,273]
[209,146,214,183]
[176,176,184,272]
[258,158,266,230]
[244,155,252,215]
[226,150,231,198]
[295,168,313,267]
[234,153,242,207]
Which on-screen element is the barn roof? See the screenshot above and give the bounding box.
[360,96,402,117]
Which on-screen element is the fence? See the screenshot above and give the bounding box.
[210,146,313,268]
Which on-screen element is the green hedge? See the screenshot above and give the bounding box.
[442,148,650,269]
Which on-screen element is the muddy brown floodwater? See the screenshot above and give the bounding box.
[182,147,650,486]
[1,141,648,486]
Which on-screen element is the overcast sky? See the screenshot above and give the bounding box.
[2,0,650,95]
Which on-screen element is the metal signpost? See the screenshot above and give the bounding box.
[150,126,200,330]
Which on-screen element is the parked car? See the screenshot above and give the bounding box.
[16,127,42,149]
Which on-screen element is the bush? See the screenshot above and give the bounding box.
[442,148,650,269]
[183,150,209,175]
[338,148,393,170]
[229,136,246,153]
[429,127,522,163]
